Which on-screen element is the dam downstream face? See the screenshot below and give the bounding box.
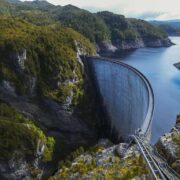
[86,57,154,141]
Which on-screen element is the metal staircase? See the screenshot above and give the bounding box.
[132,133,180,180]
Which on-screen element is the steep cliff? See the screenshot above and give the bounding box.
[0,100,55,179]
[97,12,172,54]
[52,8,173,53]
[156,115,180,174]
[50,115,180,179]
[0,16,100,179]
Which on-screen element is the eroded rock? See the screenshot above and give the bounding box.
[156,115,180,174]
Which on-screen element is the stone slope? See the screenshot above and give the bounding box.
[156,115,180,174]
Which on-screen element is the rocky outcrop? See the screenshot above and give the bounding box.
[144,38,173,47]
[75,40,92,66]
[0,156,44,180]
[114,38,145,50]
[0,137,46,180]
[0,40,98,179]
[156,115,180,174]
[9,49,27,72]
[0,158,31,180]
[0,38,97,146]
[2,48,37,96]
[174,62,180,70]
[51,139,150,179]
[0,82,97,148]
[98,42,118,53]
[2,80,16,96]
[98,37,173,54]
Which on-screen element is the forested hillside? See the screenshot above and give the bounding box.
[0,10,97,179]
[51,6,172,52]
[0,0,173,53]
[150,20,180,36]
[0,16,95,97]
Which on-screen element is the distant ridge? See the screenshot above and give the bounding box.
[1,0,173,52]
[6,0,20,3]
[150,20,180,36]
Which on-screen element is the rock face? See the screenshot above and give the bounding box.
[114,38,145,50]
[51,139,150,179]
[0,37,97,179]
[144,38,173,47]
[156,115,180,174]
[2,80,16,95]
[98,38,173,54]
[174,62,180,70]
[0,157,43,180]
[0,70,97,149]
[9,49,27,72]
[0,158,31,180]
[0,122,47,180]
[98,42,118,53]
[0,85,95,179]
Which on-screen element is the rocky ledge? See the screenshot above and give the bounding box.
[98,38,174,55]
[174,62,180,70]
[50,115,180,179]
[51,139,150,179]
[156,115,180,174]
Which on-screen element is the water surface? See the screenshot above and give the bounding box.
[120,37,180,143]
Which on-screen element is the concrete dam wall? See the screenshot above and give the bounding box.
[85,57,154,141]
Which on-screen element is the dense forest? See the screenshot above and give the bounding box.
[0,16,95,97]
[0,0,171,50]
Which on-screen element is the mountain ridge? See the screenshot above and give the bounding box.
[150,20,180,36]
[0,0,173,54]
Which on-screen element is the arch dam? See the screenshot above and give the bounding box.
[84,56,154,141]
[84,57,180,179]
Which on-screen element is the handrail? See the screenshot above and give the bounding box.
[132,135,166,179]
[153,147,180,179]
[134,134,180,179]
[137,135,180,179]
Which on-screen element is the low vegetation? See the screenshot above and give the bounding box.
[50,145,149,179]
[171,133,180,174]
[0,100,55,162]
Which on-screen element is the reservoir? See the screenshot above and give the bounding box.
[120,37,180,143]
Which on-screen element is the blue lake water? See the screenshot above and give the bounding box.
[120,37,180,144]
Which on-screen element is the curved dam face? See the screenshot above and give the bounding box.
[85,57,154,141]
